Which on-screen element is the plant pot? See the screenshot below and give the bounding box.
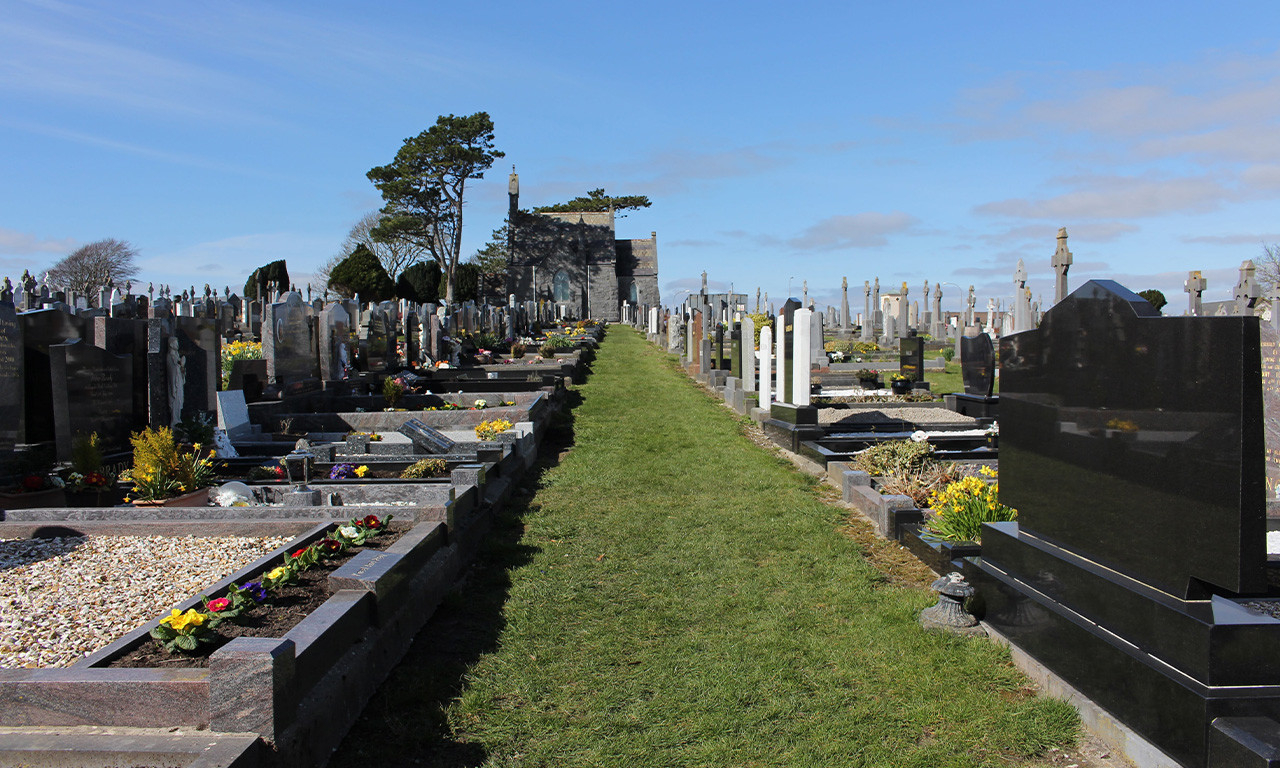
[130,487,211,508]
[0,487,67,509]
[891,380,913,395]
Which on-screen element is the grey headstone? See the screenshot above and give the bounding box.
[397,418,457,454]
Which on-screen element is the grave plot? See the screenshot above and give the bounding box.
[797,404,998,468]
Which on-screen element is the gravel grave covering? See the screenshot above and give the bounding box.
[817,406,980,426]
[0,535,292,668]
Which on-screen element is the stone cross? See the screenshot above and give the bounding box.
[1184,270,1206,316]
[966,286,976,328]
[1013,259,1033,332]
[701,271,708,295]
[1052,227,1073,304]
[872,277,880,332]
[1234,260,1260,316]
[861,281,873,342]
[931,283,944,339]
[755,287,761,313]
[802,280,808,306]
[840,276,850,330]
[897,282,908,338]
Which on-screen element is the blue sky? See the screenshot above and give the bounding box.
[4,0,1280,315]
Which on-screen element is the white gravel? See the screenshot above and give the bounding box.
[0,535,292,668]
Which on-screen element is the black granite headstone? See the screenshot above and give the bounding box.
[1261,323,1280,501]
[0,302,23,451]
[1000,279,1262,597]
[175,316,221,414]
[364,308,390,373]
[960,333,995,398]
[21,308,85,444]
[397,419,456,454]
[50,339,133,461]
[898,336,924,382]
[780,298,802,402]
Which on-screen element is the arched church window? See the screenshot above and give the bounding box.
[628,281,639,303]
[553,270,570,302]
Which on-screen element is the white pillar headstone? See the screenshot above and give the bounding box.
[759,325,772,409]
[793,308,812,407]
[775,316,787,405]
[741,315,756,393]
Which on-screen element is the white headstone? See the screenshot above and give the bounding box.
[741,315,756,393]
[775,314,787,405]
[759,325,772,408]
[793,308,812,407]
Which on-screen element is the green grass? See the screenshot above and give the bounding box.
[926,361,999,395]
[331,326,1072,768]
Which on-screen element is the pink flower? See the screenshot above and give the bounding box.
[207,597,231,613]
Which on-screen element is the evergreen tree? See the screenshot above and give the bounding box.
[396,261,441,303]
[328,245,395,302]
[244,259,290,301]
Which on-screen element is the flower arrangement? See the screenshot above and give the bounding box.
[248,464,287,481]
[65,471,112,493]
[474,399,488,409]
[423,403,465,411]
[890,372,910,382]
[17,473,65,493]
[123,427,214,503]
[923,466,1016,544]
[150,516,390,654]
[855,369,881,383]
[475,419,514,441]
[1105,418,1139,433]
[328,463,369,480]
[345,431,382,441]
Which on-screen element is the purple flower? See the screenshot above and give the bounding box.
[241,581,266,602]
[329,463,356,480]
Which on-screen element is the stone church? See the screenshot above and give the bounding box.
[505,172,659,322]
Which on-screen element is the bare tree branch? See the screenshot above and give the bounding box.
[47,239,139,305]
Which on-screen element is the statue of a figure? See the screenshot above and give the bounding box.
[167,337,186,427]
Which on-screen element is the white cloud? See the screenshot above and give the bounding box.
[787,211,918,250]
[975,174,1234,221]
[0,227,77,255]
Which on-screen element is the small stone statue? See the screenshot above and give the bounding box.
[148,282,155,301]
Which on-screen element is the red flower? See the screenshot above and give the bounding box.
[84,472,107,486]
[207,597,231,613]
[292,547,308,559]
[362,515,382,529]
[320,539,341,553]
[273,466,286,478]
[21,475,45,492]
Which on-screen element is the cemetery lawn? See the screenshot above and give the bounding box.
[927,361,999,394]
[334,326,1075,768]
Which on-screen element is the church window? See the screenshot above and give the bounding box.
[553,270,570,302]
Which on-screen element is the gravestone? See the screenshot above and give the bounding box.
[91,316,148,430]
[1261,320,1280,500]
[740,315,756,393]
[978,279,1280,767]
[21,308,85,444]
[263,292,314,386]
[898,335,924,382]
[364,308,391,372]
[318,303,352,381]
[174,316,220,415]
[959,332,995,398]
[397,419,457,454]
[49,339,133,461]
[780,298,801,402]
[216,390,252,440]
[0,302,23,451]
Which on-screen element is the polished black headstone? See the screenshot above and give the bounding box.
[780,298,802,402]
[397,419,456,454]
[1000,279,1263,598]
[50,339,133,461]
[364,308,390,373]
[960,333,995,397]
[174,316,220,415]
[0,302,23,451]
[898,336,924,382]
[21,308,85,444]
[1261,323,1280,502]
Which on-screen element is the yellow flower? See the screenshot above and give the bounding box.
[355,465,369,478]
[160,608,205,632]
[267,566,289,581]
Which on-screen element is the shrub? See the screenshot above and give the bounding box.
[125,427,214,502]
[923,466,1016,543]
[747,313,772,350]
[329,244,395,302]
[853,440,937,477]
[942,346,955,362]
[401,458,447,478]
[382,376,405,407]
[70,432,104,475]
[876,463,977,508]
[510,342,527,359]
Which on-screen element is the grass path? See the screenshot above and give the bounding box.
[331,326,1076,768]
